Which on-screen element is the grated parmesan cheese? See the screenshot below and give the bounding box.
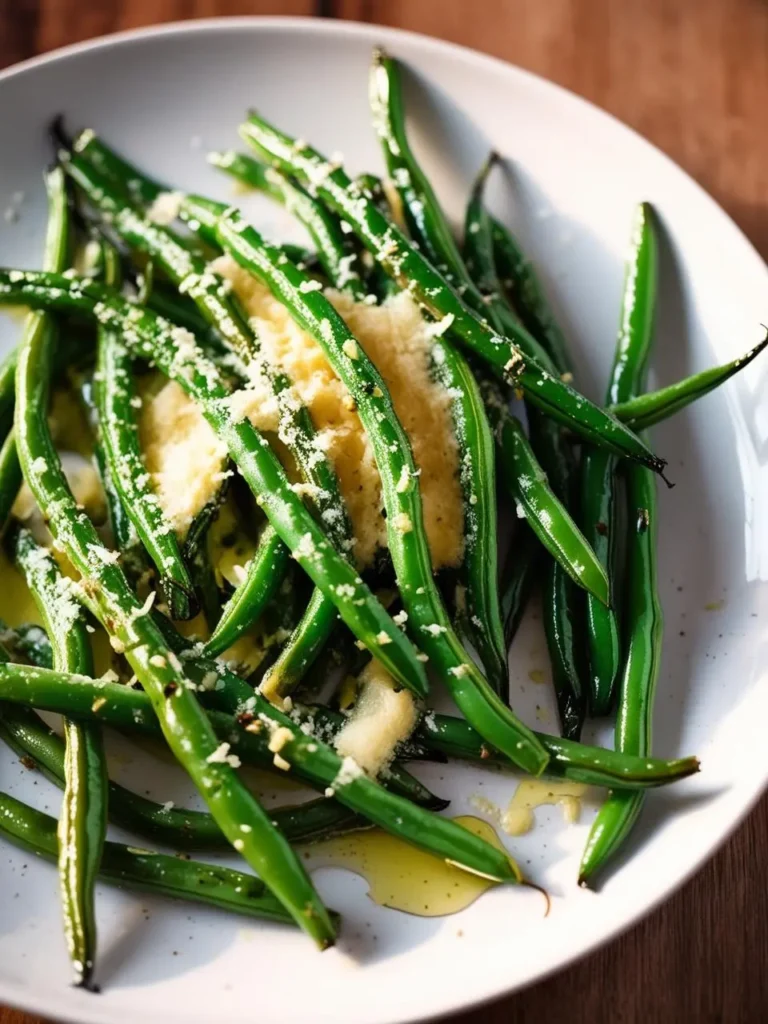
[213,257,463,569]
[138,378,228,538]
[333,659,417,776]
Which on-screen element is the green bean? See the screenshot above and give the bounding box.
[216,208,547,775]
[579,449,662,885]
[206,153,365,697]
[205,524,289,657]
[11,269,335,947]
[63,147,357,694]
[0,702,367,850]
[611,330,768,430]
[0,428,22,534]
[0,350,16,437]
[365,80,507,692]
[431,338,507,694]
[240,112,665,473]
[463,154,587,731]
[0,661,517,881]
[209,150,367,300]
[95,292,196,622]
[12,167,108,990]
[415,713,696,789]
[500,524,542,647]
[8,623,53,668]
[369,49,484,309]
[581,203,657,715]
[0,788,299,926]
[490,217,572,375]
[484,392,609,605]
[260,585,339,703]
[11,523,108,990]
[0,269,427,699]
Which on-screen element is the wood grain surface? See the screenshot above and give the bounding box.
[0,1,767,1021]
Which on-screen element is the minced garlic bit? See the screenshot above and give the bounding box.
[205,742,242,768]
[91,697,107,713]
[333,659,417,776]
[273,753,291,771]
[214,257,464,570]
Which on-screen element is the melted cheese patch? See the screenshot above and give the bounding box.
[333,659,417,777]
[214,257,463,569]
[137,378,227,538]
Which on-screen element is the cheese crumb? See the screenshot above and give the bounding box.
[138,378,227,538]
[206,742,242,768]
[375,630,392,646]
[147,191,183,226]
[333,660,417,776]
[267,726,293,754]
[394,512,413,533]
[342,338,359,360]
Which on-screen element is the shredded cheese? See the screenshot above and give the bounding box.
[138,378,227,538]
[214,257,463,569]
[333,659,417,776]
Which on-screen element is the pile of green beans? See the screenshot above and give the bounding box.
[0,45,760,991]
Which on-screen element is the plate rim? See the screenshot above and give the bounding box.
[0,15,766,1024]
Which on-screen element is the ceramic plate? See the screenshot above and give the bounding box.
[0,16,766,1024]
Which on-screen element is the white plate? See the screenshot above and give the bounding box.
[0,16,767,1024]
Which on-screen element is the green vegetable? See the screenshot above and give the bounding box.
[215,208,547,775]
[580,202,657,715]
[209,149,367,300]
[240,111,665,473]
[0,788,301,926]
[0,268,428,698]
[11,267,335,947]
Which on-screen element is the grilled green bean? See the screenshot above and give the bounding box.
[240,112,664,474]
[216,208,547,774]
[414,713,696,789]
[431,337,507,694]
[12,166,108,990]
[369,49,484,309]
[464,154,587,732]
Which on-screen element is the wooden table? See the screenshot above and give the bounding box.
[1,1,766,1021]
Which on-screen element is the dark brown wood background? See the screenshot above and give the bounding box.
[1,1,767,1021]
